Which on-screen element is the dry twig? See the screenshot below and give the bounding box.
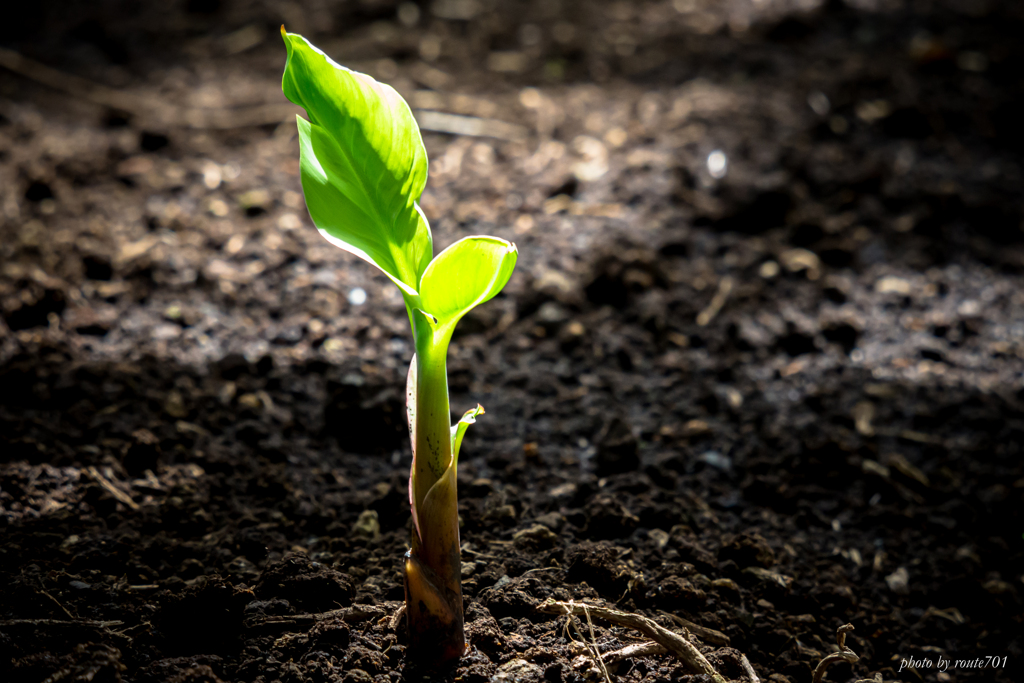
[696,276,734,326]
[739,652,761,683]
[0,618,123,629]
[558,602,613,683]
[538,598,727,683]
[414,110,528,141]
[812,624,859,683]
[39,585,78,621]
[85,467,139,511]
[580,604,615,683]
[388,603,405,632]
[245,604,386,630]
[600,640,667,665]
[658,609,731,646]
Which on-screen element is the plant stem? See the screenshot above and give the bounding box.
[405,313,464,665]
[411,323,452,510]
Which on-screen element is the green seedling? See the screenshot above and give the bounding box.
[281,29,517,666]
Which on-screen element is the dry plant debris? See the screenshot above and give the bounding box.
[812,624,859,683]
[538,598,730,683]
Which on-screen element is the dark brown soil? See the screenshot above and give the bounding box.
[2,2,1022,682]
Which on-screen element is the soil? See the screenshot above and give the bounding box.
[1,1,1023,682]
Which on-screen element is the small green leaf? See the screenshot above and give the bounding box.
[451,404,484,463]
[419,236,517,329]
[281,29,432,296]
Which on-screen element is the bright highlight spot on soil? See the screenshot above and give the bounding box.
[348,287,367,306]
[707,150,728,179]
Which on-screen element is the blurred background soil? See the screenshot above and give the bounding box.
[1,1,1022,682]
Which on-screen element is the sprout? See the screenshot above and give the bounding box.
[280,29,517,666]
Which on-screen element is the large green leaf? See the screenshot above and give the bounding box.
[281,29,432,296]
[418,236,517,329]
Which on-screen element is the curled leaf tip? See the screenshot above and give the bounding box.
[451,404,485,462]
[413,308,438,325]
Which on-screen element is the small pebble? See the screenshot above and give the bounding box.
[886,566,910,594]
[807,91,830,116]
